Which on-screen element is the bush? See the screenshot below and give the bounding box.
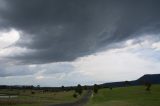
[73,93,78,98]
[31,91,35,94]
[110,87,112,90]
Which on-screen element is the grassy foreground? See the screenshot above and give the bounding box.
[86,84,160,106]
[0,89,84,106]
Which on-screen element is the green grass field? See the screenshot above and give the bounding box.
[86,84,160,106]
[0,89,84,106]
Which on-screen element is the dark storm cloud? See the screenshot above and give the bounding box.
[0,0,160,64]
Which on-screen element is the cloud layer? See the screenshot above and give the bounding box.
[0,0,160,64]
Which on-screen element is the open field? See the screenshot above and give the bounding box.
[1,84,160,106]
[86,84,160,106]
[0,89,85,106]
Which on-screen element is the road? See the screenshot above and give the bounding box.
[49,90,92,106]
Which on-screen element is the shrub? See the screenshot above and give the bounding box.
[31,91,35,94]
[73,93,78,98]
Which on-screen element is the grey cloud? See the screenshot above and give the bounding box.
[0,62,74,77]
[29,62,75,75]
[42,63,75,74]
[0,64,37,77]
[0,0,160,64]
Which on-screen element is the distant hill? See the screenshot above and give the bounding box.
[137,74,160,83]
[101,74,160,88]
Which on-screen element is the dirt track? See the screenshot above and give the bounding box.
[49,90,92,106]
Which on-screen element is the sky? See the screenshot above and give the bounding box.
[0,0,160,87]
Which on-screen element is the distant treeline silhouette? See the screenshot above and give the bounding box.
[0,85,93,92]
[0,74,159,92]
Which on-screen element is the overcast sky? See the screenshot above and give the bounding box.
[0,0,160,87]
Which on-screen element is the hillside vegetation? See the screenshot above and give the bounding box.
[86,84,160,106]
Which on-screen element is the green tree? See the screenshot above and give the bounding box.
[75,84,83,95]
[145,82,152,91]
[84,85,88,90]
[124,81,130,86]
[61,85,65,91]
[93,84,99,94]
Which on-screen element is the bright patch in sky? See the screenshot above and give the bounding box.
[152,42,160,51]
[0,29,20,49]
[36,76,44,80]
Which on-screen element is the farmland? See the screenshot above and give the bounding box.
[86,84,160,106]
[0,89,84,106]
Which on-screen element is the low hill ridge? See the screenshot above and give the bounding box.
[101,74,160,87]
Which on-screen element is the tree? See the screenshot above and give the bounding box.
[109,87,112,90]
[124,81,130,86]
[93,84,99,94]
[84,85,88,90]
[75,84,83,95]
[37,85,40,89]
[145,82,152,91]
[61,85,65,91]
